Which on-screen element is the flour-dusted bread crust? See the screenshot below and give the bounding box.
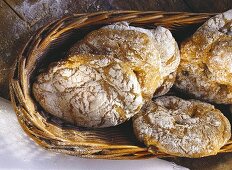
[153,71,177,97]
[33,54,143,128]
[133,96,231,158]
[152,26,180,97]
[151,26,180,78]
[69,22,179,99]
[69,22,162,99]
[175,9,232,104]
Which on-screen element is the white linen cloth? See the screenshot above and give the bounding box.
[0,97,188,170]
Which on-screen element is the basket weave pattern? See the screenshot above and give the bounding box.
[9,11,232,159]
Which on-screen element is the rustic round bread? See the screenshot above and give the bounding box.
[33,54,143,128]
[175,9,232,104]
[69,22,179,99]
[133,96,231,158]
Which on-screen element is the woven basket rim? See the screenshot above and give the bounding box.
[9,10,232,159]
[72,10,219,15]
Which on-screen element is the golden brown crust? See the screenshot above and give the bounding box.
[68,22,163,100]
[151,26,180,78]
[152,26,180,97]
[175,10,232,104]
[154,71,176,97]
[133,96,231,158]
[33,54,143,128]
[69,22,180,99]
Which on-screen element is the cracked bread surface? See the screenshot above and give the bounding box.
[175,9,232,104]
[69,22,179,99]
[133,96,231,157]
[33,54,143,128]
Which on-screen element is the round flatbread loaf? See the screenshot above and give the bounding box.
[133,96,231,158]
[175,9,232,104]
[69,22,179,99]
[33,54,143,128]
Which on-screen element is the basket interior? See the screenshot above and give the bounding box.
[28,20,201,145]
[10,11,232,159]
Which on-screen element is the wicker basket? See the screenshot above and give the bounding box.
[9,11,232,159]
